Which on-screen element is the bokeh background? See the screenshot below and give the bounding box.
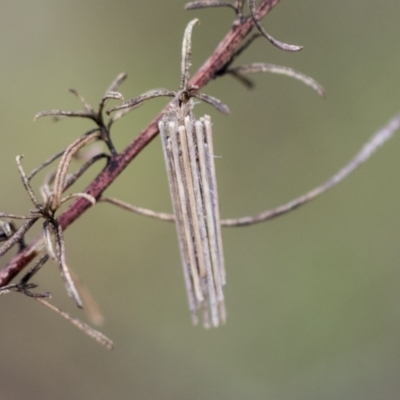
[1,1,400,399]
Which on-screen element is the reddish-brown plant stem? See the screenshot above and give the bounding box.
[0,0,280,287]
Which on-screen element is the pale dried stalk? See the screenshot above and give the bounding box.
[228,63,325,98]
[0,254,110,348]
[185,1,238,12]
[35,298,113,349]
[201,116,225,282]
[159,121,199,324]
[99,197,174,222]
[223,112,400,226]
[247,0,302,51]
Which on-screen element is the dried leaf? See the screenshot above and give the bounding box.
[181,19,200,91]
[192,92,230,114]
[107,90,175,114]
[105,72,127,94]
[231,63,325,98]
[248,0,302,52]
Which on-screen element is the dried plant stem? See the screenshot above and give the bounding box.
[223,112,400,226]
[27,149,65,182]
[34,297,113,349]
[185,1,239,12]
[99,197,174,222]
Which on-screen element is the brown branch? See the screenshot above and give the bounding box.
[0,0,281,287]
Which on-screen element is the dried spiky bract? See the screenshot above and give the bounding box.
[159,113,226,328]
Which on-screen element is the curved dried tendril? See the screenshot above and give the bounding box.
[247,0,302,52]
[98,91,124,116]
[192,92,230,114]
[105,72,127,94]
[229,63,325,98]
[185,1,239,13]
[99,197,175,222]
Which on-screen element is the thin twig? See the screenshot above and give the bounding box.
[99,197,174,222]
[20,254,50,284]
[27,149,65,182]
[63,153,109,192]
[34,298,113,349]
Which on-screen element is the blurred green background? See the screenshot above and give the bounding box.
[1,1,400,399]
